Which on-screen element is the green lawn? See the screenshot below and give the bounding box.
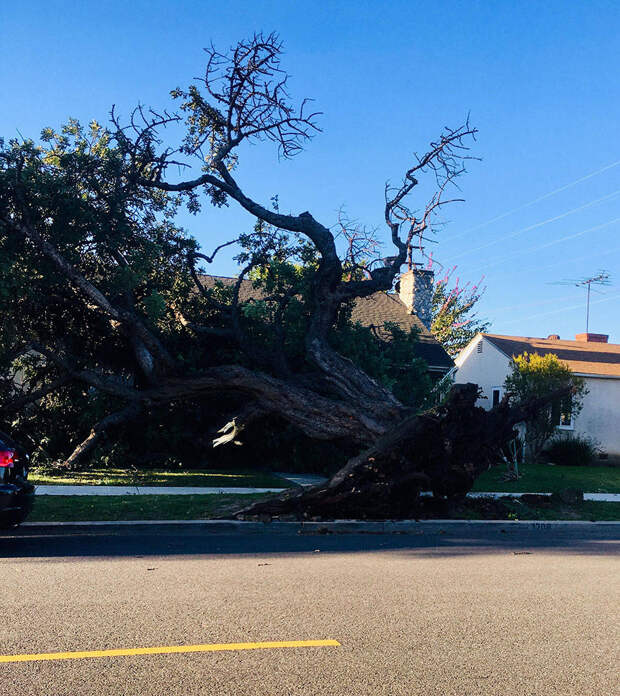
[28,493,272,522]
[29,467,291,489]
[452,498,620,521]
[27,493,620,523]
[473,462,620,494]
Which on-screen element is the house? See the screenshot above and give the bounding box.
[454,332,620,459]
[199,269,453,376]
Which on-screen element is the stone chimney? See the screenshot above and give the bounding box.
[575,333,608,343]
[398,268,434,330]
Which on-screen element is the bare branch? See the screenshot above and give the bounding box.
[193,32,322,160]
[335,209,382,279]
[338,120,478,299]
[63,403,143,469]
[192,239,240,265]
[384,121,478,266]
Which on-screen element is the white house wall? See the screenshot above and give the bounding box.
[454,336,620,458]
[575,377,620,457]
[454,336,511,410]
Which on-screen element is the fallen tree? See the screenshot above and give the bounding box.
[0,32,531,511]
[234,383,572,520]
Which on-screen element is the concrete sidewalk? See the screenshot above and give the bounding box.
[31,470,317,496]
[274,472,327,487]
[469,491,620,502]
[34,485,286,496]
[32,485,620,502]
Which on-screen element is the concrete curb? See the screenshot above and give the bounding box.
[21,519,620,533]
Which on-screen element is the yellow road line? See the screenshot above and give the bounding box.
[0,639,341,664]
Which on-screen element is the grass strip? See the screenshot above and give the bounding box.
[472,462,620,494]
[27,494,620,522]
[449,498,620,521]
[28,494,271,522]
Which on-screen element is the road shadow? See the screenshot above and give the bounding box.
[1,523,618,560]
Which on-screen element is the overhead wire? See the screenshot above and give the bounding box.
[498,292,620,325]
[442,158,620,243]
[449,189,620,261]
[484,292,580,315]
[480,244,620,280]
[467,216,620,275]
[438,161,620,335]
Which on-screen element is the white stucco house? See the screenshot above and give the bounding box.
[453,332,620,460]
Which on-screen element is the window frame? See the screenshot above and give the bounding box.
[491,387,503,408]
[557,411,575,430]
[552,396,575,431]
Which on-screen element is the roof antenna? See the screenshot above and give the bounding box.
[549,270,611,332]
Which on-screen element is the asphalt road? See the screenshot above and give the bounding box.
[1,524,618,695]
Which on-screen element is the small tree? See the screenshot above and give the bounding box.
[503,352,587,462]
[431,266,489,356]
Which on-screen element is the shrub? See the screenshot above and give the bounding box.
[504,352,587,461]
[543,435,599,467]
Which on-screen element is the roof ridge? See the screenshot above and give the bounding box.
[483,333,619,348]
[481,334,620,377]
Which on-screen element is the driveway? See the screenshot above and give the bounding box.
[1,525,618,695]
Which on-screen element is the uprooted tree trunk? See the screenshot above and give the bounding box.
[233,383,569,520]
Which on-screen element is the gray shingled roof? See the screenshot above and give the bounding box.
[349,291,452,369]
[198,275,453,371]
[197,275,266,302]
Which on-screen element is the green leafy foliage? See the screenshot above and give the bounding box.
[331,320,432,408]
[503,352,588,462]
[0,121,433,470]
[0,123,209,465]
[543,434,599,467]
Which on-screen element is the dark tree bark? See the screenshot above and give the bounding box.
[63,403,143,470]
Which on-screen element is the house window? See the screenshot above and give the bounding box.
[477,341,483,354]
[552,396,574,430]
[492,388,502,408]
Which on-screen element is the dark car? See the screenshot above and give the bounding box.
[0,431,35,528]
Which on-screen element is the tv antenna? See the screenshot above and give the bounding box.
[550,270,611,332]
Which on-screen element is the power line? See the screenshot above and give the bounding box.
[481,243,620,280]
[498,291,620,325]
[443,158,620,243]
[484,292,579,315]
[468,216,620,275]
[449,189,620,261]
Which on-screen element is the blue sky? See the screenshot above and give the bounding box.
[2,1,619,341]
